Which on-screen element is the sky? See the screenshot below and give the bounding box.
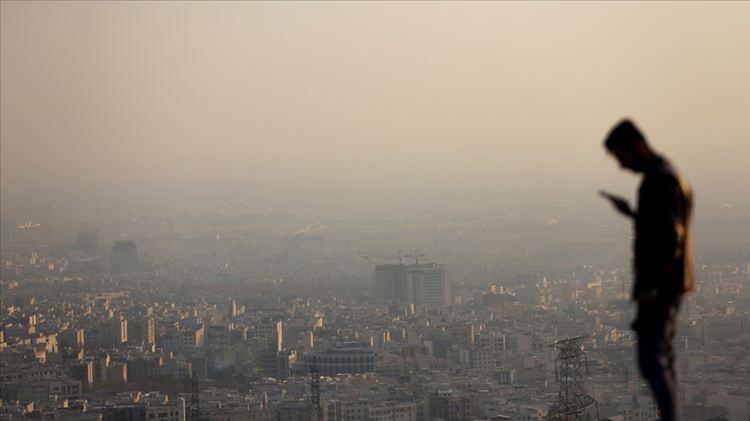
[1,1,749,214]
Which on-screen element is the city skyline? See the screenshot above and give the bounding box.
[1,2,748,421]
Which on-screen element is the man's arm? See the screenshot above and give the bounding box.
[599,190,636,218]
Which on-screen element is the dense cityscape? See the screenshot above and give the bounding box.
[0,205,747,420]
[2,2,748,420]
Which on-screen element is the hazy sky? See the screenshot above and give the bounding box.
[1,1,748,212]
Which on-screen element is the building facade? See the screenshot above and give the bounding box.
[303,342,375,376]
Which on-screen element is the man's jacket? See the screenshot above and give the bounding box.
[633,156,694,300]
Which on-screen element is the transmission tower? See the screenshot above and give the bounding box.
[310,356,322,421]
[547,335,598,421]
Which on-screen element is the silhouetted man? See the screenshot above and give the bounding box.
[600,119,693,421]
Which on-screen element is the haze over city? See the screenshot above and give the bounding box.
[2,2,748,202]
[0,2,748,421]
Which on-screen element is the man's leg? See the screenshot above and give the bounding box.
[665,301,681,416]
[636,303,680,421]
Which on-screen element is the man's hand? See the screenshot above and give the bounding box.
[599,190,635,218]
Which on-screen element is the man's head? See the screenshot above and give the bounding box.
[604,119,652,172]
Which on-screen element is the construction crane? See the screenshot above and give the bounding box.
[357,251,405,265]
[402,251,425,265]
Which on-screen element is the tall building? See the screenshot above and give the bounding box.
[374,263,450,307]
[75,230,100,253]
[407,263,450,307]
[219,299,238,319]
[276,349,297,380]
[206,325,230,348]
[256,319,283,352]
[255,319,284,377]
[375,264,407,303]
[111,241,138,273]
[127,316,155,345]
[70,361,94,386]
[99,317,127,349]
[429,391,473,421]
